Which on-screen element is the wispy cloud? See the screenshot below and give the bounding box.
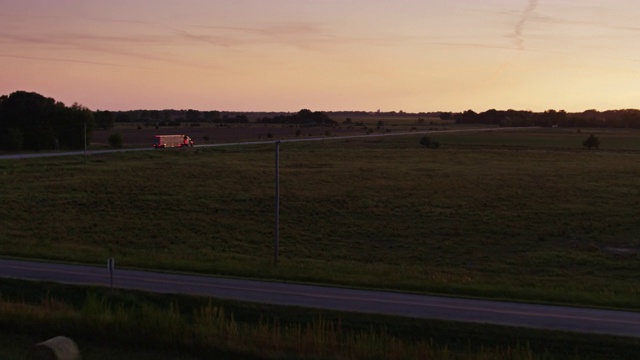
[177,30,251,48]
[189,22,344,50]
[534,13,640,33]
[0,53,149,68]
[189,22,501,52]
[0,32,167,46]
[513,0,538,50]
[84,16,159,26]
[0,31,204,69]
[0,13,203,68]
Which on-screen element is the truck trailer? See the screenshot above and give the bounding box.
[153,135,194,148]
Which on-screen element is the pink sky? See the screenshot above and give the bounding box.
[1,0,639,112]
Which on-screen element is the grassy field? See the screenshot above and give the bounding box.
[1,128,640,309]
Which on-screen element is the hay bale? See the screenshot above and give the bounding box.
[27,336,81,360]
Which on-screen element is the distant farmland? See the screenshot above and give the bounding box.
[89,117,452,147]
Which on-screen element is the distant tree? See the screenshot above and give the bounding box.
[94,110,115,130]
[229,114,249,123]
[108,133,123,149]
[298,109,313,118]
[162,110,173,122]
[440,112,453,120]
[204,110,221,123]
[0,91,94,150]
[115,113,132,123]
[583,134,600,150]
[0,91,56,150]
[257,109,336,126]
[186,109,201,122]
[480,109,503,125]
[454,110,478,124]
[54,103,95,149]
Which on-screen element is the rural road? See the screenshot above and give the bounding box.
[1,258,639,338]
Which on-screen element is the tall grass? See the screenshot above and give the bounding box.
[0,293,565,360]
[1,278,637,359]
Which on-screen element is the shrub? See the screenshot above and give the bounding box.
[419,136,431,148]
[583,134,600,150]
[107,133,124,149]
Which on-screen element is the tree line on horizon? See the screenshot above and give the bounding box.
[2,90,640,151]
[445,108,640,128]
[104,107,640,130]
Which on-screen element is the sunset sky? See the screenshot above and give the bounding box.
[1,0,639,113]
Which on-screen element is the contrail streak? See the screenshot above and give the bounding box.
[514,0,538,50]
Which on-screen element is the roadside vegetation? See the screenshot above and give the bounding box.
[1,278,637,359]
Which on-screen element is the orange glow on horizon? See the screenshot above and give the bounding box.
[1,0,639,113]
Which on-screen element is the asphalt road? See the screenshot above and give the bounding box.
[1,259,638,338]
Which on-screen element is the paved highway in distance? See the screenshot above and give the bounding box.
[0,259,638,338]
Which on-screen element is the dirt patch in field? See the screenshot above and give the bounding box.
[602,246,638,256]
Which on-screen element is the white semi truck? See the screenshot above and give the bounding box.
[153,135,194,148]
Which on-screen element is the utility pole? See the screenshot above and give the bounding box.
[274,140,280,263]
[107,257,115,290]
[84,122,87,163]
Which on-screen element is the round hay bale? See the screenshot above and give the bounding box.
[27,336,81,360]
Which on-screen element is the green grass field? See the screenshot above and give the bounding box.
[1,128,640,309]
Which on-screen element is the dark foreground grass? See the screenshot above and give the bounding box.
[1,278,638,360]
[1,129,640,309]
[0,331,208,360]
